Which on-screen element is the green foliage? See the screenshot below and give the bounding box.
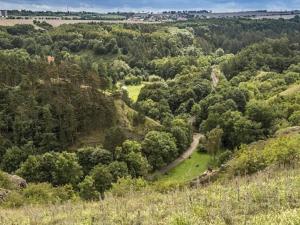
[1,183,77,208]
[110,177,148,197]
[0,171,13,189]
[142,131,178,170]
[22,183,77,204]
[124,75,142,85]
[78,175,99,200]
[116,140,150,177]
[108,161,129,182]
[17,152,83,186]
[77,146,113,174]
[90,164,113,195]
[204,128,223,158]
[1,19,300,207]
[229,135,300,175]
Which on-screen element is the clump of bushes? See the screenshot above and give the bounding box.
[228,135,300,176]
[1,183,77,208]
[110,177,148,197]
[124,75,142,85]
[148,75,163,82]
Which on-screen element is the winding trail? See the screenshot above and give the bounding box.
[155,133,204,176]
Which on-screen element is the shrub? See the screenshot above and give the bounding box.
[148,75,163,82]
[0,171,13,189]
[1,191,24,208]
[22,183,77,204]
[78,176,99,200]
[110,177,148,197]
[124,75,142,85]
[216,150,232,166]
[77,146,113,174]
[90,165,113,196]
[17,152,83,186]
[228,135,300,175]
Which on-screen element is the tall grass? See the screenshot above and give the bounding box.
[1,164,299,225]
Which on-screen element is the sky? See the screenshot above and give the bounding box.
[0,0,300,12]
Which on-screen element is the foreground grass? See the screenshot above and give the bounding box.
[159,152,211,183]
[1,165,299,225]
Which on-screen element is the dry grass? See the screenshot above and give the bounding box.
[0,19,160,27]
[1,165,299,225]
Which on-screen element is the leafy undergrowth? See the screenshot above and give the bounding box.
[1,164,299,225]
[159,152,211,183]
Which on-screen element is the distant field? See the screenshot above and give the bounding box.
[159,152,211,183]
[126,84,145,102]
[0,19,160,27]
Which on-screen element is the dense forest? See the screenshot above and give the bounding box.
[0,16,300,208]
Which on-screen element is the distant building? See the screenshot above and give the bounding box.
[0,10,8,17]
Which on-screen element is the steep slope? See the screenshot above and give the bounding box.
[1,162,299,225]
[73,97,162,150]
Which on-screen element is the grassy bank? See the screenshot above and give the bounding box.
[159,152,211,183]
[1,164,299,225]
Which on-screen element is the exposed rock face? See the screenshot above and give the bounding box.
[7,174,27,189]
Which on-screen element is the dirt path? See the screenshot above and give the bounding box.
[211,67,220,88]
[157,133,204,175]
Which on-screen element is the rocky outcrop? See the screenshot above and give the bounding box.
[1,172,27,189]
[190,169,220,187]
[7,174,27,189]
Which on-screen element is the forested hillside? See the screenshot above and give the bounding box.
[1,17,300,222]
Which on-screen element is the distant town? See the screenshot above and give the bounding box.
[0,9,300,22]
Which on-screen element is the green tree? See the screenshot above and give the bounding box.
[90,164,113,199]
[142,131,178,170]
[77,146,113,174]
[246,100,275,132]
[17,152,83,186]
[78,175,99,200]
[205,128,224,159]
[108,161,129,182]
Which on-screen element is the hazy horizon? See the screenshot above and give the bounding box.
[0,0,300,13]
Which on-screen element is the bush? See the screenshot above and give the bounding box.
[216,150,232,166]
[142,131,178,170]
[228,135,300,176]
[132,111,146,126]
[17,152,83,186]
[110,177,148,197]
[124,75,142,85]
[1,191,24,208]
[79,175,99,200]
[22,183,77,204]
[148,75,163,82]
[77,146,113,174]
[0,171,13,189]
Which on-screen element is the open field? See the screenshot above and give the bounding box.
[0,19,160,27]
[159,152,211,183]
[1,165,299,225]
[126,84,145,102]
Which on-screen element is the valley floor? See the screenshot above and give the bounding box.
[1,165,299,225]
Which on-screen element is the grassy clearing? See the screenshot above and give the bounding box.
[159,152,211,183]
[126,84,145,102]
[1,165,299,225]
